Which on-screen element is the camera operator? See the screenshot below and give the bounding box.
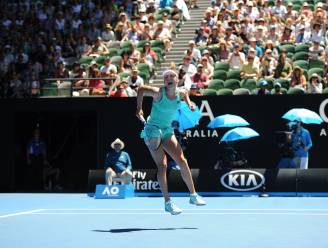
[290,119,312,169]
[214,142,248,170]
[276,131,297,168]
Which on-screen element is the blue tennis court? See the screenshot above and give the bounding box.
[1,194,328,248]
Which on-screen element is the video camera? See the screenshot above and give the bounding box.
[275,131,294,158]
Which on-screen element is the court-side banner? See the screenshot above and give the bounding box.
[98,95,328,169]
[88,169,328,193]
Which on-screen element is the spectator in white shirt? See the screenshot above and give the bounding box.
[227,44,245,70]
[101,24,115,44]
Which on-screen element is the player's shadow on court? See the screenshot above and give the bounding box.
[92,227,198,233]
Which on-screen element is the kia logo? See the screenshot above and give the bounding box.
[220,170,265,191]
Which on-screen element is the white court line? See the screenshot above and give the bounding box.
[41,208,328,211]
[0,209,45,219]
[30,212,328,216]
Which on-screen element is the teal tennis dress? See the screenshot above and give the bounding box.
[141,87,181,140]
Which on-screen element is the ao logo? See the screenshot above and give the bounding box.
[319,99,328,123]
[102,186,119,196]
[220,170,265,191]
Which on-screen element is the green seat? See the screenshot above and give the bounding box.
[279,44,295,54]
[293,52,309,61]
[120,41,132,49]
[208,79,224,90]
[287,52,294,59]
[137,63,151,75]
[151,40,165,50]
[202,88,217,96]
[138,71,150,83]
[137,40,149,49]
[107,48,119,57]
[152,47,164,62]
[308,67,324,78]
[208,45,219,55]
[287,87,305,95]
[224,79,241,90]
[309,59,325,69]
[217,88,233,95]
[214,61,230,71]
[233,88,251,95]
[155,13,163,21]
[95,55,106,65]
[157,8,171,15]
[241,79,257,91]
[295,44,310,53]
[119,72,130,80]
[275,79,290,89]
[291,0,302,5]
[226,69,241,80]
[268,0,275,6]
[293,60,309,70]
[308,3,314,10]
[197,46,207,55]
[292,4,302,11]
[213,70,227,80]
[322,87,328,94]
[119,47,131,56]
[41,82,58,96]
[79,56,94,65]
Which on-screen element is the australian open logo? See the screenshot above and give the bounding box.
[185,100,219,138]
[220,170,265,191]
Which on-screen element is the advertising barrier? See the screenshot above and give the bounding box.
[88,168,326,194]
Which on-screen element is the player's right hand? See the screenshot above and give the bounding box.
[136,109,145,123]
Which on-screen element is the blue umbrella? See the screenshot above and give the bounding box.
[173,102,201,132]
[207,114,250,128]
[282,108,323,124]
[220,127,260,143]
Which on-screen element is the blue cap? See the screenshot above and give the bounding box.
[259,80,268,86]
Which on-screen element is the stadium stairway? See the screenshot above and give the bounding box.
[152,0,210,86]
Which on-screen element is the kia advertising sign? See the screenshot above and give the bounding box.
[220,170,265,191]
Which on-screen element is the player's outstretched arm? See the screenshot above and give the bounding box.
[179,88,195,111]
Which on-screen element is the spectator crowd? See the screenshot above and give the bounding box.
[1,0,328,97]
[175,0,328,95]
[0,0,184,97]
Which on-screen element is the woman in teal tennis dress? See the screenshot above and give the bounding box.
[136,69,206,215]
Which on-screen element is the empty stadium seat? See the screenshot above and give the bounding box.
[217,88,233,95]
[208,79,224,90]
[287,87,306,95]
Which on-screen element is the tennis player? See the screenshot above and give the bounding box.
[136,69,206,215]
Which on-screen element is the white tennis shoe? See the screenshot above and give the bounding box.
[165,200,182,215]
[189,193,206,206]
